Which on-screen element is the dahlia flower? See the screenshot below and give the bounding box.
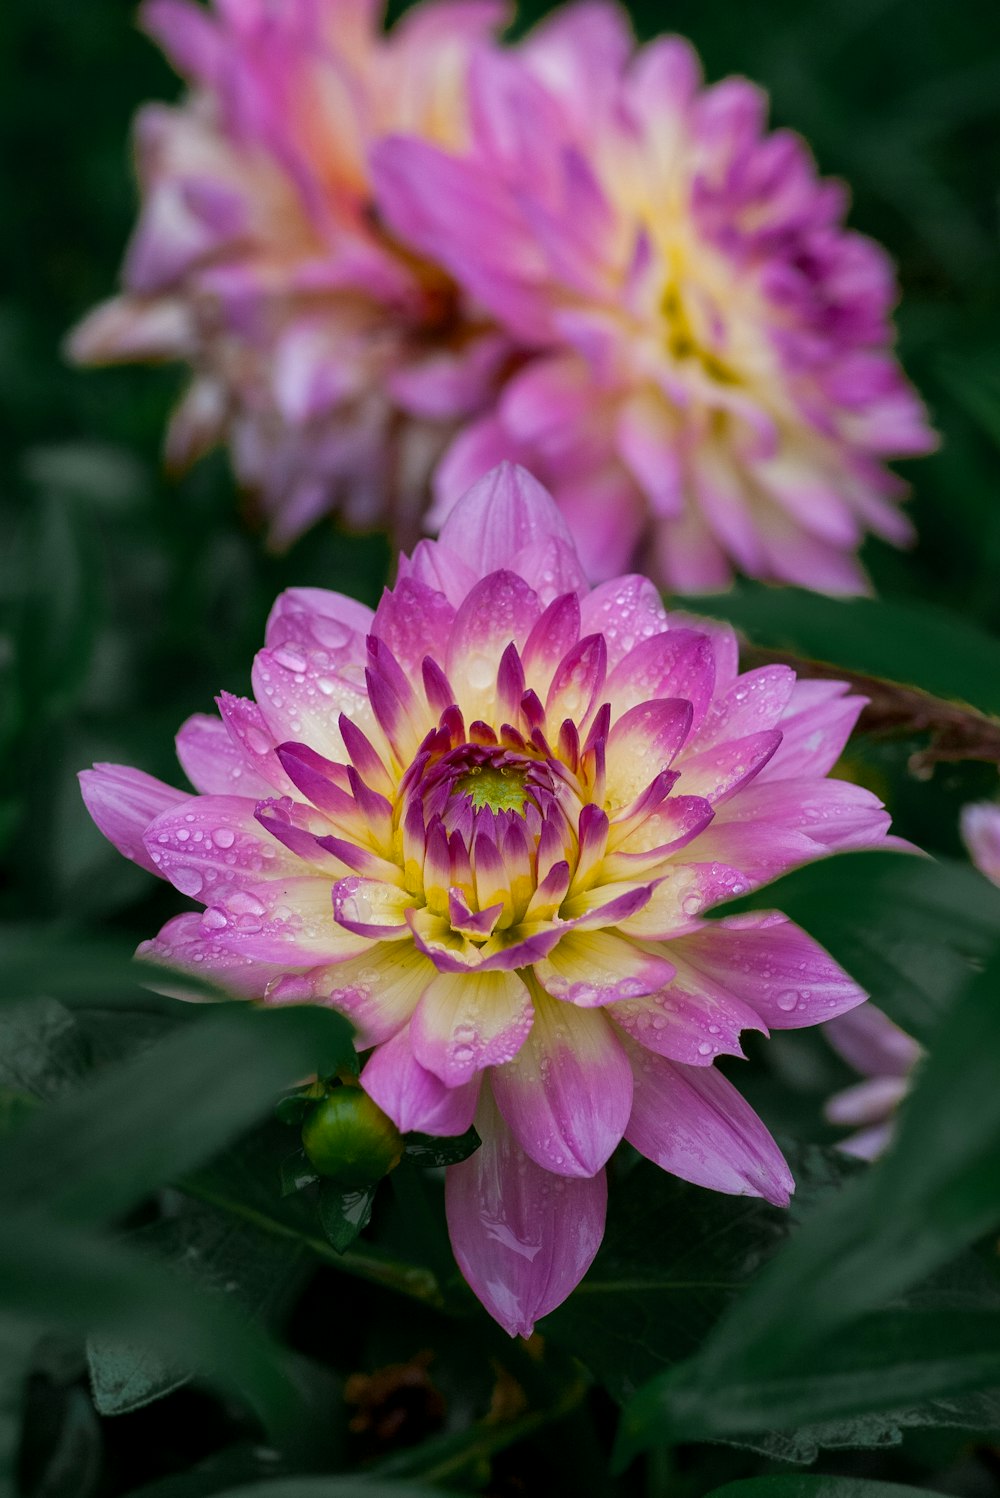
[80,464,893,1334]
[67,0,511,547]
[825,799,1000,1157]
[375,1,936,591]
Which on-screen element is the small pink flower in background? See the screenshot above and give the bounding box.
[80,463,893,1334]
[824,799,1000,1157]
[376,1,936,591]
[68,0,511,548]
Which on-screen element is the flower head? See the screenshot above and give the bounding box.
[81,463,893,1333]
[376,2,936,591]
[68,0,511,547]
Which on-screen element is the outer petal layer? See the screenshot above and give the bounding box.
[445,1090,607,1337]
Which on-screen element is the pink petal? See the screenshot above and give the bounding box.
[252,646,371,764]
[79,764,189,875]
[824,1004,921,1079]
[618,862,753,939]
[142,793,305,900]
[362,1025,481,1136]
[318,943,437,1047]
[492,995,632,1175]
[673,913,867,1028]
[175,713,274,798]
[825,1074,910,1130]
[625,1043,794,1204]
[674,729,783,804]
[605,698,694,807]
[372,578,456,673]
[713,775,890,853]
[685,820,823,884]
[411,969,534,1086]
[605,629,717,730]
[445,1089,607,1336]
[437,463,585,591]
[447,570,541,716]
[398,538,479,611]
[265,586,373,662]
[534,930,674,1007]
[611,960,765,1065]
[217,692,298,796]
[137,911,286,1000]
[200,876,369,965]
[579,574,669,670]
[757,680,864,782]
[689,666,796,752]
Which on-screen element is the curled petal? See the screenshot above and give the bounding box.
[332,876,412,938]
[445,1089,607,1336]
[137,911,286,1000]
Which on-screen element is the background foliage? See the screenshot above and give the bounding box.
[2,1,1000,1495]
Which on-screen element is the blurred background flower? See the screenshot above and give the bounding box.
[68,0,513,548]
[380,4,936,591]
[66,0,938,587]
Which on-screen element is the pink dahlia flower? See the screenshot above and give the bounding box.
[67,0,511,547]
[375,1,936,591]
[824,800,1000,1157]
[80,464,893,1334]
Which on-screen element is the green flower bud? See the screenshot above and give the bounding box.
[301,1086,403,1189]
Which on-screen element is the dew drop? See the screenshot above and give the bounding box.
[214,827,235,849]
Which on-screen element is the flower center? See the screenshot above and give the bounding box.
[660,272,739,387]
[454,763,530,814]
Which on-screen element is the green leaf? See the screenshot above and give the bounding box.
[616,939,1000,1462]
[545,1148,850,1399]
[403,1128,481,1167]
[87,1199,306,1416]
[0,1002,355,1225]
[0,926,219,1009]
[316,1181,377,1252]
[683,586,1000,718]
[183,1120,446,1310]
[0,1219,313,1452]
[713,850,1000,1045]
